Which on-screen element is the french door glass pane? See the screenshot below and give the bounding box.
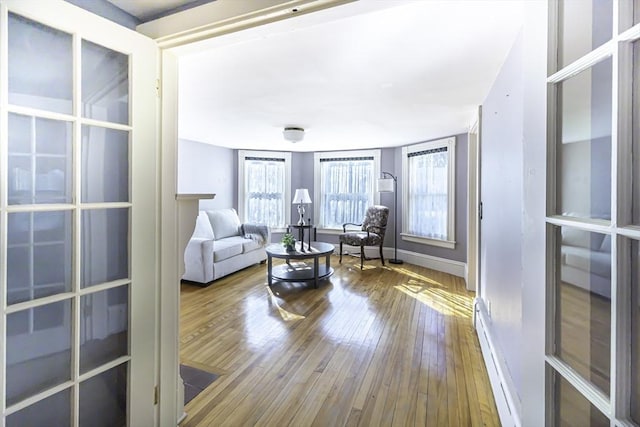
[82,40,129,125]
[6,388,70,427]
[556,227,611,395]
[632,239,640,423]
[558,0,612,68]
[8,114,72,205]
[80,285,129,374]
[633,40,640,225]
[79,363,127,427]
[7,211,72,304]
[552,370,609,426]
[81,208,129,288]
[6,300,71,406]
[8,13,72,114]
[557,59,612,220]
[81,126,129,203]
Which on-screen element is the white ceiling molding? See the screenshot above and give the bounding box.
[137,0,355,49]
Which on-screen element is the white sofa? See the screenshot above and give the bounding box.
[183,209,270,285]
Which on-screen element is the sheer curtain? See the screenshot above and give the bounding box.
[244,158,285,228]
[319,158,373,228]
[407,147,449,240]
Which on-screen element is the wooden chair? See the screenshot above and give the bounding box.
[338,205,389,270]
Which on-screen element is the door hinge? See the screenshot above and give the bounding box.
[154,385,159,405]
[479,202,483,220]
[156,79,161,98]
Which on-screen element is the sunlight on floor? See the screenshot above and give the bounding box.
[394,279,472,318]
[394,267,445,286]
[266,285,306,322]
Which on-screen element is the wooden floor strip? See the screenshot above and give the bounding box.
[180,257,499,426]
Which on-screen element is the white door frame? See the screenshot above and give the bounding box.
[467,106,482,294]
[152,1,355,425]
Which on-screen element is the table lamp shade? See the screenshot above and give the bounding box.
[377,178,394,193]
[292,188,312,204]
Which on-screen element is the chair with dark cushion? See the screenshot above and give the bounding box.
[339,205,389,270]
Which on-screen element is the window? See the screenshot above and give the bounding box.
[313,150,380,231]
[238,150,291,230]
[401,137,455,248]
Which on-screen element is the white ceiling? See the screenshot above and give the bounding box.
[177,0,524,152]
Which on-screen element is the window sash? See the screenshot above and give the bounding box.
[401,137,455,246]
[314,150,380,230]
[407,149,449,240]
[238,150,290,229]
[244,159,285,228]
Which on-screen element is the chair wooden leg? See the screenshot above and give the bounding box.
[339,242,343,263]
[380,244,385,266]
[360,244,364,270]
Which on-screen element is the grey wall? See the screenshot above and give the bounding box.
[64,0,139,29]
[178,142,468,262]
[290,152,315,224]
[480,30,524,399]
[64,0,217,27]
[177,139,234,210]
[393,134,468,263]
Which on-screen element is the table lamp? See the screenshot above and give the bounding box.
[292,188,312,225]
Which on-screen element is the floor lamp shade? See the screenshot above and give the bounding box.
[377,178,394,193]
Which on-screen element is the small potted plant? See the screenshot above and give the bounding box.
[281,233,296,252]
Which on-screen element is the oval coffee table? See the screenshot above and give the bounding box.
[265,242,334,288]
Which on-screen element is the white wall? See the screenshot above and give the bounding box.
[477,1,547,425]
[481,28,524,405]
[177,139,234,210]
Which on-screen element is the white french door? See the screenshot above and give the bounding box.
[546,1,640,425]
[0,1,158,426]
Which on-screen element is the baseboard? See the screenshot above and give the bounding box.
[177,412,187,425]
[335,244,466,278]
[392,248,466,277]
[474,298,521,427]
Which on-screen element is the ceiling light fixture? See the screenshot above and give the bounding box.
[283,127,305,143]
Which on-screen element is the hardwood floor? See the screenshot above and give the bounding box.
[179,256,498,426]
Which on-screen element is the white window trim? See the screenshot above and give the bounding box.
[401,136,456,248]
[313,149,381,232]
[237,150,291,232]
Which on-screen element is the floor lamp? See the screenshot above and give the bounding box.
[378,172,403,264]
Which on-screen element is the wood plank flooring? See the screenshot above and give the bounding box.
[179,256,498,426]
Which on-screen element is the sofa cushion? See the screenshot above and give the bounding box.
[206,209,241,240]
[212,240,243,262]
[562,245,611,278]
[193,212,215,240]
[222,236,262,253]
[561,228,590,248]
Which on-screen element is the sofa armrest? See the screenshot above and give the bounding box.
[241,223,271,245]
[183,237,215,283]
